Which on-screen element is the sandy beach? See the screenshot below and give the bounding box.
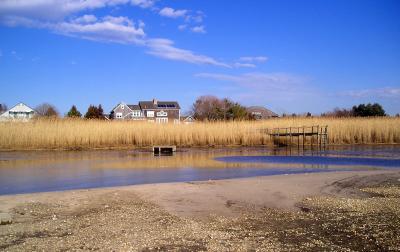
[1,170,400,251]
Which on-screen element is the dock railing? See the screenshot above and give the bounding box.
[264,125,328,148]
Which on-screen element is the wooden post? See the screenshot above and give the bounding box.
[286,128,288,146]
[311,126,314,148]
[297,127,300,146]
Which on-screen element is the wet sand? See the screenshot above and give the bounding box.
[1,170,400,251]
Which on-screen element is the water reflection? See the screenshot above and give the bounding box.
[0,145,399,195]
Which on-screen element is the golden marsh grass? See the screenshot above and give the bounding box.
[0,117,399,150]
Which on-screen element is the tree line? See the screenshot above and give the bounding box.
[321,103,387,117]
[0,103,106,119]
[0,100,397,120]
[191,96,253,121]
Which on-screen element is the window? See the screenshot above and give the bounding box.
[147,111,154,117]
[121,104,125,109]
[116,112,123,119]
[156,111,167,117]
[156,118,168,123]
[132,111,140,117]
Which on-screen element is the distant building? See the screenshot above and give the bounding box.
[110,103,144,121]
[110,99,180,123]
[247,106,278,120]
[0,102,36,121]
[181,115,195,124]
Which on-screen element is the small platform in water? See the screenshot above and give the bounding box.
[265,125,328,147]
[153,146,176,155]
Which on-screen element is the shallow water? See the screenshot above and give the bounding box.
[0,145,399,195]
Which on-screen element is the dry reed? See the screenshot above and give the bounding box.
[0,117,399,150]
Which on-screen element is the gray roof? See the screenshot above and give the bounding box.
[247,106,278,117]
[139,101,180,110]
[127,105,141,110]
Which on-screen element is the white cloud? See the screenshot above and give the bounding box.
[72,14,97,24]
[54,16,145,44]
[0,1,232,68]
[185,11,204,23]
[0,0,131,21]
[234,62,256,68]
[178,24,187,30]
[341,87,400,98]
[146,39,230,67]
[10,50,22,60]
[159,7,187,18]
[195,72,306,91]
[130,0,154,9]
[239,56,268,63]
[195,72,317,108]
[191,25,206,34]
[0,0,154,25]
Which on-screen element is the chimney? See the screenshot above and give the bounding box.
[153,98,158,105]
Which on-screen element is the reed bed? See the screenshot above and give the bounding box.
[0,117,399,150]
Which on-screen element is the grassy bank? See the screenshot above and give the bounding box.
[0,117,399,150]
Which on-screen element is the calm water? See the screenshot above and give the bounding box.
[0,145,399,195]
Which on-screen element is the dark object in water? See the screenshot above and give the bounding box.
[153,146,176,156]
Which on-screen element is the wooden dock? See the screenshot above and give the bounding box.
[153,146,176,155]
[265,125,328,147]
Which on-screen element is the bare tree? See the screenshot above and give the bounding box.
[191,96,249,121]
[0,103,8,113]
[191,95,223,121]
[35,103,59,117]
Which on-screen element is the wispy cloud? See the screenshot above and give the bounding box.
[159,7,188,18]
[146,39,230,67]
[191,25,206,34]
[239,56,268,63]
[341,87,400,99]
[195,72,315,107]
[231,56,268,68]
[0,0,233,68]
[130,0,154,9]
[233,62,256,68]
[178,24,187,30]
[0,0,130,21]
[54,15,146,45]
[195,72,306,91]
[11,50,22,61]
[188,11,204,23]
[72,14,98,24]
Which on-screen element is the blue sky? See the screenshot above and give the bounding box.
[0,0,399,115]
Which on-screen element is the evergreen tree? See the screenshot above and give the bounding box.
[97,104,104,118]
[67,105,82,118]
[85,105,99,119]
[84,104,105,119]
[352,103,385,117]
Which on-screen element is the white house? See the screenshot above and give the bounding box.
[0,103,36,121]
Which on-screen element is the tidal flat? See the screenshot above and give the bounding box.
[1,146,400,251]
[0,170,399,251]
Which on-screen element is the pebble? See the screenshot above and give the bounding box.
[0,212,12,225]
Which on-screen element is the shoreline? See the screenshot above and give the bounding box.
[0,143,400,152]
[0,170,398,216]
[1,170,399,250]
